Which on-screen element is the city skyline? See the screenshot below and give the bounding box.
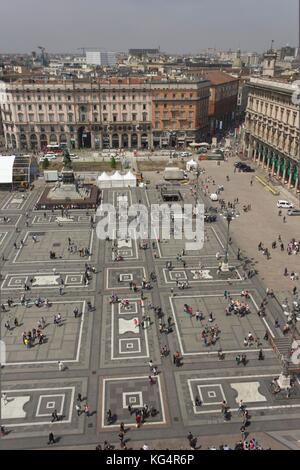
[0,0,298,54]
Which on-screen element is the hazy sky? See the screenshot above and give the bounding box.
[0,0,298,54]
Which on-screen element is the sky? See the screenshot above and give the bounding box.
[0,0,298,54]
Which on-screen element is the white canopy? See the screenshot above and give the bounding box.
[123,171,137,187]
[97,172,112,188]
[111,171,124,188]
[0,155,16,183]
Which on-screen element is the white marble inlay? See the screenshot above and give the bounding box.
[1,396,30,419]
[231,382,267,403]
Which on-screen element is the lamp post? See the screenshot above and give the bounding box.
[220,209,239,272]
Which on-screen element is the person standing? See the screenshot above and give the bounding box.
[75,403,81,416]
[58,360,65,372]
[2,393,8,405]
[84,403,90,417]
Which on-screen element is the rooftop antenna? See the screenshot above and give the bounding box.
[270,39,274,51]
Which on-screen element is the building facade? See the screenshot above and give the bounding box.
[0,77,210,151]
[85,51,117,67]
[186,70,239,135]
[151,79,210,147]
[243,77,299,193]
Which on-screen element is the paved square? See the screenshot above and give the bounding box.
[169,293,272,355]
[1,300,89,365]
[106,266,147,290]
[101,375,166,428]
[13,230,93,263]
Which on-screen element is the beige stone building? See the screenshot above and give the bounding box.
[0,76,210,152]
[243,77,299,193]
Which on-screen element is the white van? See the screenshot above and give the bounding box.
[277,200,294,209]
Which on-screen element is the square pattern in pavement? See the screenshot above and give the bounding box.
[13,229,93,263]
[169,293,271,355]
[101,375,166,428]
[2,300,88,364]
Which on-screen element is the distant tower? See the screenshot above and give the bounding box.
[262,41,277,77]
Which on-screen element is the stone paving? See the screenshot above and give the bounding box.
[1,182,300,449]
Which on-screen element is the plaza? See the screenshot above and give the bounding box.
[1,178,300,450]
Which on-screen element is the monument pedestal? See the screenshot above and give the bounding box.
[221,261,229,272]
[277,373,291,390]
[62,169,75,184]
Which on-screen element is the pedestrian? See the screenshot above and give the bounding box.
[4,321,10,331]
[187,431,193,443]
[241,354,247,366]
[2,393,8,405]
[135,413,141,428]
[75,403,81,416]
[84,403,90,417]
[58,360,65,372]
[51,409,59,422]
[14,318,19,327]
[148,375,155,385]
[48,432,55,445]
[77,393,82,402]
[128,404,133,415]
[120,422,125,433]
[118,431,124,443]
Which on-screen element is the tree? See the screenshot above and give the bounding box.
[110,156,116,169]
[42,158,49,169]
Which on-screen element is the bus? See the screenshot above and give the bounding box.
[44,144,64,155]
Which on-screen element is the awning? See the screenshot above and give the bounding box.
[0,155,16,183]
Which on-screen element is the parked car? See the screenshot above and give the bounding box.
[204,214,217,223]
[234,161,255,172]
[287,209,300,216]
[277,200,294,209]
[210,193,218,201]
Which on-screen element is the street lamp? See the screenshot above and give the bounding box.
[220,209,239,272]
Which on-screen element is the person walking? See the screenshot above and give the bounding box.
[2,393,8,405]
[58,360,65,372]
[84,403,90,417]
[75,403,81,416]
[77,393,82,402]
[48,432,55,445]
[51,409,59,422]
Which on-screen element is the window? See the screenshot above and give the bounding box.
[68,96,71,101]
[28,104,32,111]
[122,95,126,100]
[122,104,126,110]
[58,104,62,110]
[103,114,108,122]
[38,114,44,122]
[93,105,97,111]
[122,113,127,122]
[155,121,159,128]
[27,95,31,101]
[132,113,137,121]
[94,114,98,122]
[18,113,24,122]
[173,94,176,98]
[49,114,55,122]
[113,95,116,100]
[113,114,117,122]
[103,105,107,110]
[38,95,41,101]
[59,114,64,122]
[68,114,73,122]
[132,95,135,100]
[28,113,34,122]
[17,105,21,111]
[48,105,52,111]
[142,112,147,122]
[38,105,42,111]
[112,104,116,110]
[68,105,72,111]
[132,104,136,110]
[48,96,51,101]
[143,104,146,110]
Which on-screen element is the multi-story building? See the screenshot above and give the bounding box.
[0,76,211,152]
[186,70,239,135]
[243,77,299,193]
[151,79,210,147]
[85,51,117,67]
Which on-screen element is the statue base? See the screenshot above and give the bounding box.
[62,169,75,184]
[221,261,229,272]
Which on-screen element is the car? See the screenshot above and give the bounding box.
[277,200,294,209]
[210,193,218,201]
[287,209,300,216]
[242,165,255,173]
[204,214,217,223]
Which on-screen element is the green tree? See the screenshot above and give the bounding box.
[42,158,49,169]
[110,156,116,169]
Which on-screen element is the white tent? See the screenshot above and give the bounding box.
[186,159,197,171]
[123,171,137,188]
[97,172,111,189]
[111,171,124,188]
[0,155,16,183]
